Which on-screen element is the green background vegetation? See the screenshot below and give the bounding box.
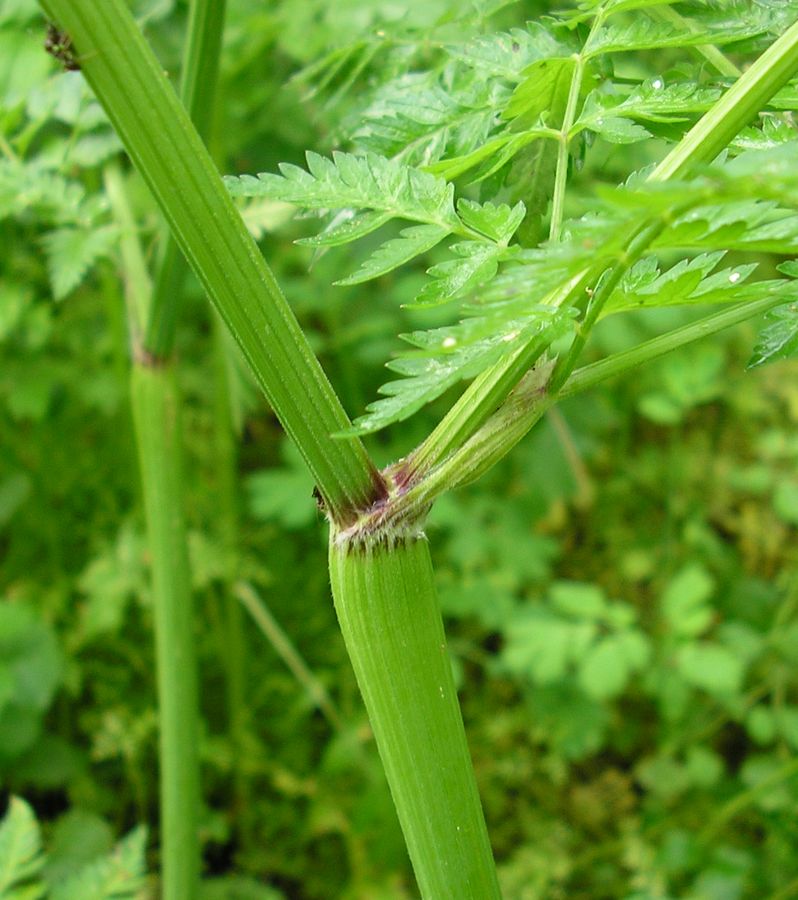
[2,0,798,897]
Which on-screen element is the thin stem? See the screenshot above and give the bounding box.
[548,407,593,508]
[698,756,798,845]
[102,164,151,348]
[650,16,798,182]
[145,0,227,358]
[38,0,383,523]
[235,581,343,732]
[329,534,500,899]
[559,293,789,399]
[547,218,664,393]
[130,363,200,900]
[647,5,742,78]
[548,10,604,241]
[549,54,583,242]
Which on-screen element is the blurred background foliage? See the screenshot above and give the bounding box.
[2,0,798,897]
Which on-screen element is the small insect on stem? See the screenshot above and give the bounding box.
[44,23,81,72]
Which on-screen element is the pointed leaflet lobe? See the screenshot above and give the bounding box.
[335,224,450,286]
[345,307,575,435]
[225,151,460,229]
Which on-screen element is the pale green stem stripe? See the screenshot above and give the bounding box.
[102,164,151,345]
[549,54,582,242]
[329,535,501,900]
[39,0,383,523]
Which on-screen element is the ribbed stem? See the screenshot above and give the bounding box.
[329,533,500,899]
[38,0,383,522]
[146,0,227,358]
[130,363,200,899]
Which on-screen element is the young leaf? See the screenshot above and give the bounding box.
[586,116,651,144]
[42,225,117,300]
[574,80,721,144]
[502,57,575,123]
[584,16,769,58]
[445,25,570,80]
[456,199,525,244]
[334,224,450,286]
[225,151,460,231]
[603,252,759,315]
[295,210,392,247]
[410,241,506,308]
[351,72,497,167]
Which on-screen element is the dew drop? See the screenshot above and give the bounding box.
[729,272,741,283]
[652,78,664,90]
[442,336,457,348]
[502,330,520,342]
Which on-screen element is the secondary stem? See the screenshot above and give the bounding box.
[560,293,790,399]
[130,363,200,899]
[549,54,584,242]
[105,159,203,896]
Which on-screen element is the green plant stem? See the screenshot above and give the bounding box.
[131,363,200,900]
[235,581,343,731]
[549,10,604,241]
[41,5,502,894]
[650,17,798,182]
[549,54,583,242]
[647,5,742,78]
[38,0,383,523]
[102,165,151,345]
[329,533,500,900]
[559,293,789,399]
[105,160,203,897]
[146,0,227,358]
